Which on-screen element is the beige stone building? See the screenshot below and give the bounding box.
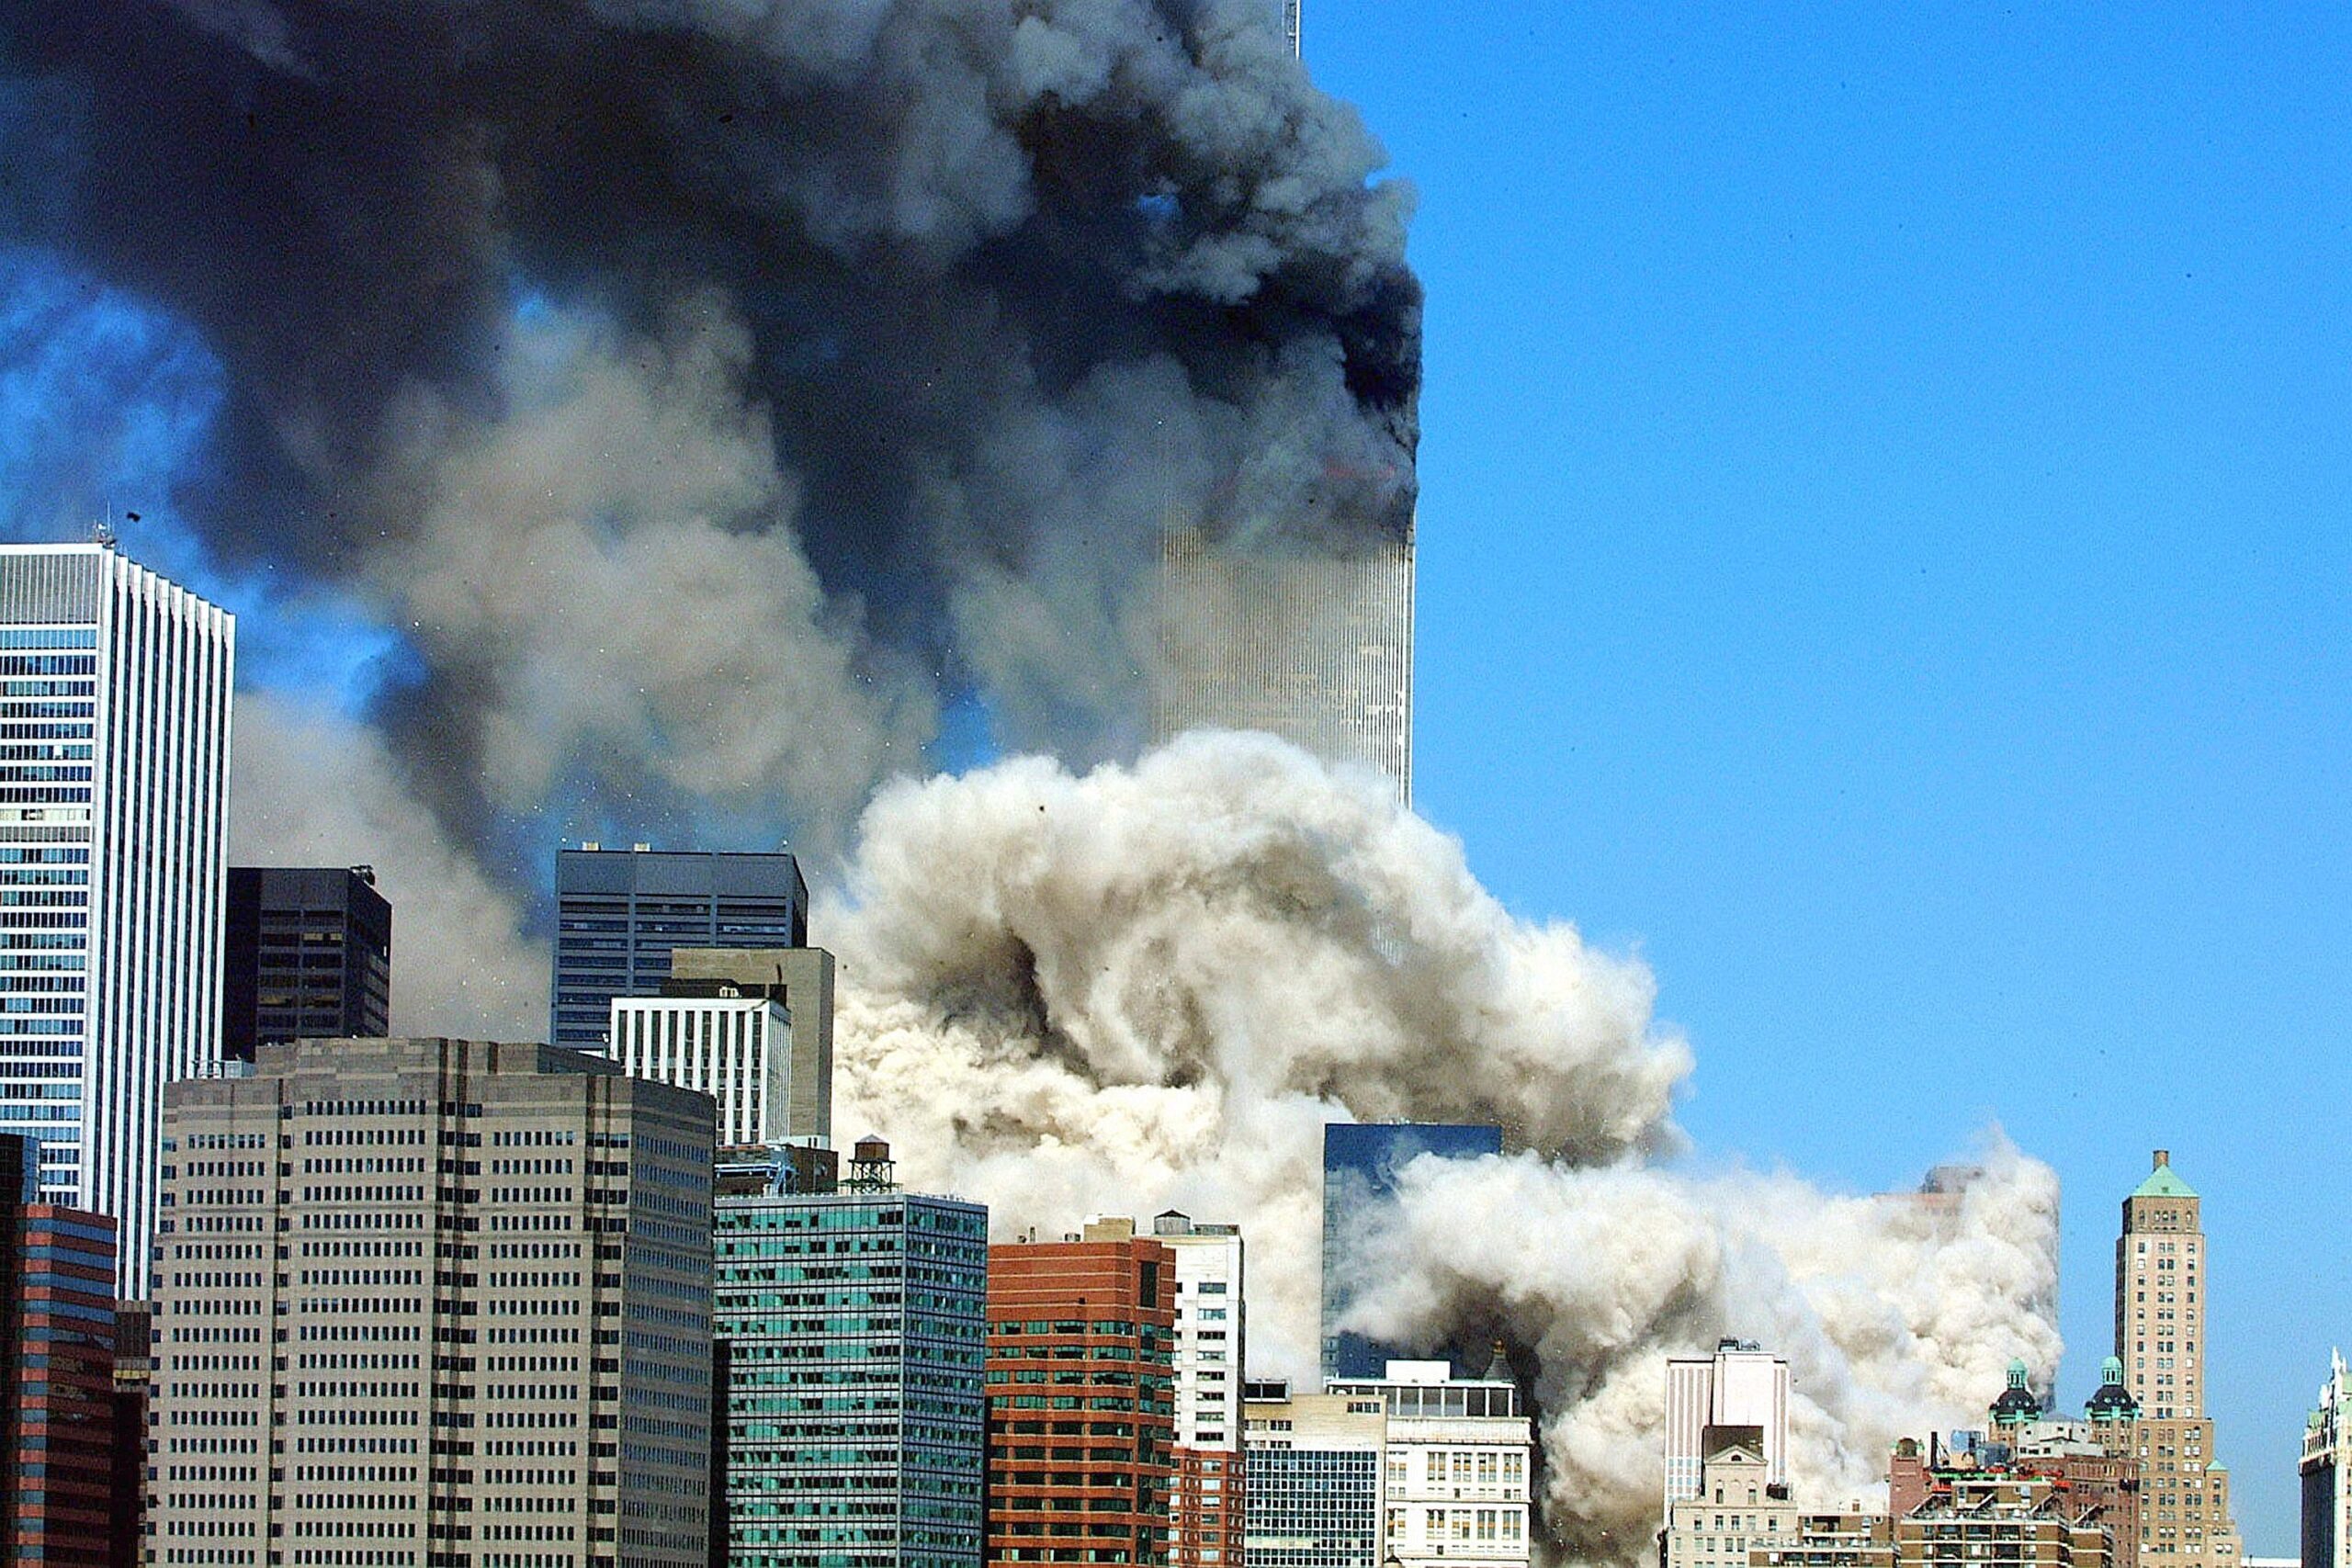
[145,1036,717,1568]
[1662,1438,1798,1568]
[2114,1150,2240,1568]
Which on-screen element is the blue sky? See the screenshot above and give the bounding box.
[1306,0,2349,1548]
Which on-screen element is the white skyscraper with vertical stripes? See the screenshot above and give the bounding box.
[0,542,233,1292]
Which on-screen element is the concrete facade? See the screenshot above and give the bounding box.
[1324,1359,1533,1568]
[145,1036,718,1568]
[1666,1341,1792,1506]
[1148,1213,1247,1568]
[1240,1382,1385,1568]
[1662,1441,1797,1568]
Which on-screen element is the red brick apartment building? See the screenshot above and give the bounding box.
[0,1133,119,1565]
[987,1232,1178,1566]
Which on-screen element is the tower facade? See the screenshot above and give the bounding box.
[0,543,233,1294]
[987,1233,1177,1567]
[1240,1381,1385,1568]
[550,846,809,1048]
[2113,1150,2239,1568]
[1151,530,1415,805]
[221,864,392,1060]
[1664,1339,1791,1507]
[1149,1213,1248,1568]
[147,1036,718,1566]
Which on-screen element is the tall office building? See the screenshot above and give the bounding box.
[1325,1357,1533,1568]
[550,845,809,1048]
[1151,531,1415,804]
[1665,1339,1792,1506]
[1239,1379,1385,1568]
[2113,1150,2240,1568]
[146,1035,718,1567]
[1282,0,1300,55]
[0,1132,119,1564]
[0,542,233,1295]
[221,865,392,1060]
[987,1228,1178,1567]
[1142,1213,1248,1568]
[1320,1122,1502,1381]
[608,947,834,1146]
[2304,1353,2351,1568]
[711,1138,987,1568]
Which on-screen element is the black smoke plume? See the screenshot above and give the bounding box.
[0,0,1417,855]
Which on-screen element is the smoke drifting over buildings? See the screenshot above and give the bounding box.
[2,0,1418,850]
[4,8,2066,1562]
[815,736,2062,1563]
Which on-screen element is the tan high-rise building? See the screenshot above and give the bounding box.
[145,1036,718,1568]
[2114,1149,2240,1568]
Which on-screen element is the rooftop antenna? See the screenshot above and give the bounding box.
[92,500,117,551]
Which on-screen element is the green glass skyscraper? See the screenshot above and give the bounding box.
[713,1139,989,1568]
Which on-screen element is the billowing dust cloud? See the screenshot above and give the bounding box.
[822,734,2062,1563]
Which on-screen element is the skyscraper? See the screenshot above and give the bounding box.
[550,845,809,1048]
[711,1138,988,1568]
[1152,530,1415,803]
[2113,1150,2240,1568]
[2303,1352,2350,1568]
[1320,1122,1502,1380]
[0,1132,119,1564]
[987,1227,1178,1568]
[0,542,233,1293]
[220,864,392,1060]
[147,1035,718,1566]
[1664,1339,1792,1507]
[667,945,836,1143]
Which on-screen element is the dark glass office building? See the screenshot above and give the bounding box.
[220,865,392,1061]
[1319,1122,1503,1381]
[551,846,809,1049]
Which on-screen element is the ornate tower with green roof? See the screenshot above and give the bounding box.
[2113,1149,2240,1568]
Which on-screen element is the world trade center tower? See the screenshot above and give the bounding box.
[0,542,234,1295]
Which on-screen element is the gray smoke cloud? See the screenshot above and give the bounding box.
[1345,1147,2062,1562]
[821,735,2063,1564]
[229,691,549,1038]
[2,0,1416,856]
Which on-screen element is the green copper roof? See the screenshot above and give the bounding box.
[2132,1159,2198,1200]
